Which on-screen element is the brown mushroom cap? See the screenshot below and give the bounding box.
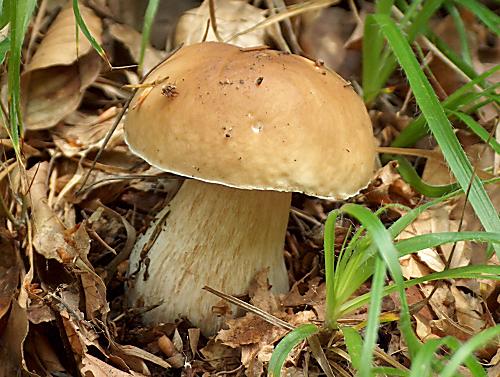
[125,42,375,199]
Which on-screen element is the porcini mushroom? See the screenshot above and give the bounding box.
[125,42,375,335]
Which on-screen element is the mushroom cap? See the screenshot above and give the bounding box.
[125,42,375,199]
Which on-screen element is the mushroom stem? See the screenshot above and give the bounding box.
[127,179,291,335]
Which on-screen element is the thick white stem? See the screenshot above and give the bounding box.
[127,179,291,335]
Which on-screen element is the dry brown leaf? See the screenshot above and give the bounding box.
[28,4,102,70]
[29,162,109,319]
[81,353,147,377]
[450,285,486,333]
[299,7,359,77]
[217,313,287,349]
[398,200,470,274]
[22,52,101,131]
[110,342,171,370]
[422,142,500,264]
[423,284,456,320]
[217,309,315,375]
[0,231,19,321]
[0,301,30,376]
[53,107,124,158]
[188,328,200,356]
[362,161,418,207]
[429,13,498,97]
[399,254,433,279]
[200,339,240,370]
[22,4,103,130]
[109,23,163,75]
[24,329,66,375]
[175,0,267,48]
[248,269,281,313]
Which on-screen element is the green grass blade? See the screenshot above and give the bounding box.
[0,0,9,28]
[372,367,409,376]
[324,210,339,329]
[372,14,500,258]
[446,3,473,66]
[428,31,479,81]
[440,326,500,377]
[359,258,386,377]
[268,324,319,377]
[340,204,420,355]
[72,0,109,66]
[396,231,500,256]
[409,338,451,377]
[450,111,500,154]
[340,265,500,316]
[6,0,36,152]
[364,0,444,103]
[454,0,500,36]
[362,14,386,102]
[391,66,500,148]
[341,326,363,371]
[0,35,9,65]
[139,0,159,74]
[395,156,459,197]
[408,336,485,377]
[406,0,444,42]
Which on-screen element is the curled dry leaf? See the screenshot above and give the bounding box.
[175,0,267,48]
[22,4,103,130]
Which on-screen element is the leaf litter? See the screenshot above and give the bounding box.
[0,1,499,376]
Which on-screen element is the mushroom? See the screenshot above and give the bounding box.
[125,42,375,335]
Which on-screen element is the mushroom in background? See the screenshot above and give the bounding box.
[125,42,376,335]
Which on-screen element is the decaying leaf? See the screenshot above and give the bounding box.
[175,0,267,47]
[22,4,103,130]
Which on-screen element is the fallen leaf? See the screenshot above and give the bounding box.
[175,0,267,48]
[22,4,103,130]
[299,7,359,77]
[200,339,240,370]
[450,285,485,333]
[81,353,147,377]
[248,268,281,313]
[361,161,419,207]
[24,328,66,375]
[0,230,19,321]
[53,107,123,158]
[29,162,109,319]
[28,4,102,70]
[0,301,30,376]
